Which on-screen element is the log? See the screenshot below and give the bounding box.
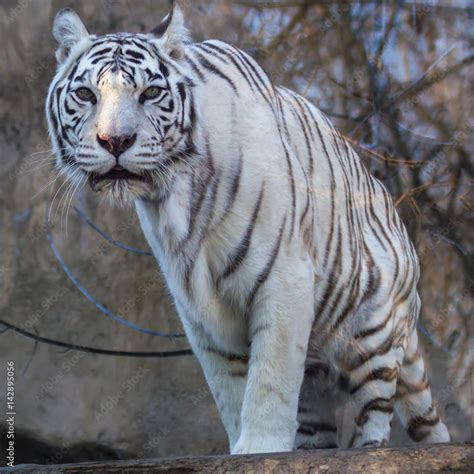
[3,443,473,473]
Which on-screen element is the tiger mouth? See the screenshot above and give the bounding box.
[89,166,151,190]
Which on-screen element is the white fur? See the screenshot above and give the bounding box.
[53,8,90,63]
[47,6,450,454]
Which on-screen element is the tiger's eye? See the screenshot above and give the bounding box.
[75,87,96,103]
[140,86,163,103]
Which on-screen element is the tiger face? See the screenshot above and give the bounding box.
[46,7,195,203]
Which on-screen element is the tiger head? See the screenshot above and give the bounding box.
[46,5,197,204]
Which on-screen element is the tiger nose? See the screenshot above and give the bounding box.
[97,133,137,158]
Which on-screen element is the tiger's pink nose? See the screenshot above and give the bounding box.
[97,133,137,158]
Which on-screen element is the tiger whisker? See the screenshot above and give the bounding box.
[59,173,80,232]
[56,172,78,229]
[25,161,56,174]
[65,174,86,236]
[30,167,66,200]
[48,167,81,224]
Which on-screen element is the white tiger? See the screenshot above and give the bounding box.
[46,4,450,454]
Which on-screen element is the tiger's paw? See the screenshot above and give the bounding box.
[359,439,389,448]
[231,432,293,455]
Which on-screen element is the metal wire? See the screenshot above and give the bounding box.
[417,323,455,358]
[45,202,185,338]
[73,206,153,256]
[0,319,193,358]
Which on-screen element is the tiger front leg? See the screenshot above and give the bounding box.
[182,320,247,452]
[232,270,314,454]
[192,344,248,451]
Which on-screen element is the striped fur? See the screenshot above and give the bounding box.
[46,6,450,454]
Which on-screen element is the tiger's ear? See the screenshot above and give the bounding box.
[53,8,89,64]
[150,3,188,60]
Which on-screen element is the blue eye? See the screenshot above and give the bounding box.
[139,86,163,103]
[75,87,96,103]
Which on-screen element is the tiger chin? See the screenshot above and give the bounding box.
[46,3,450,455]
[89,169,156,206]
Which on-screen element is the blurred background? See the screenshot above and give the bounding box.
[0,0,472,465]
